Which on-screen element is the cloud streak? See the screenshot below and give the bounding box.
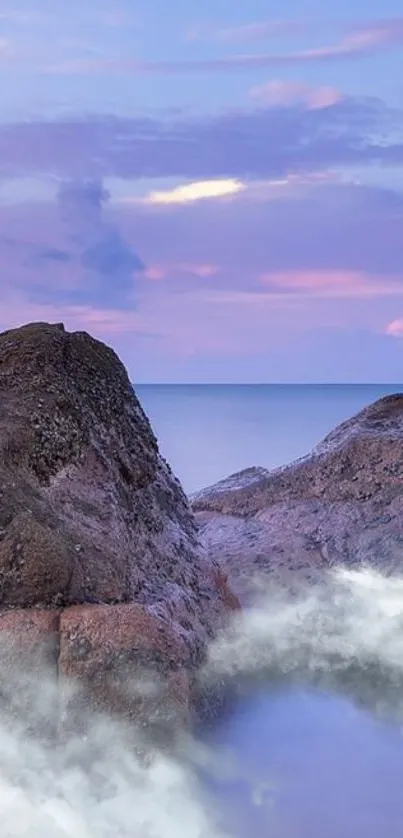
[185,19,303,43]
[0,96,401,184]
[45,18,403,75]
[186,17,403,46]
[249,80,342,110]
[259,270,403,299]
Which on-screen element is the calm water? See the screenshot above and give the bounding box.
[137,383,403,837]
[201,683,403,838]
[137,383,403,494]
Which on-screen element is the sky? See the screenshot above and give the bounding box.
[1,2,403,381]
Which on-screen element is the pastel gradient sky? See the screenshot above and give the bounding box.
[1,1,403,381]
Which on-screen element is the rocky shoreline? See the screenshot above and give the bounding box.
[2,321,401,738]
[192,393,403,600]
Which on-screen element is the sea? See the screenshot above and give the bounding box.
[137,383,403,494]
[136,383,403,838]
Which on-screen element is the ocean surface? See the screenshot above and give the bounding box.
[137,383,403,494]
[137,383,403,838]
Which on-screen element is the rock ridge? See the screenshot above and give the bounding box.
[192,394,403,599]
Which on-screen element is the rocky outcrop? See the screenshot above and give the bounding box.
[192,394,403,599]
[0,322,239,732]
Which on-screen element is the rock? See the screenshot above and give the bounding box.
[192,394,403,599]
[59,603,191,738]
[0,609,60,736]
[0,322,239,730]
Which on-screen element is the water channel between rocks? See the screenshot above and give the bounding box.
[198,678,403,838]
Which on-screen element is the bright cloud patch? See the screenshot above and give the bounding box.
[144,179,246,205]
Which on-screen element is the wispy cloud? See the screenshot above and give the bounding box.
[99,10,135,28]
[0,10,32,23]
[259,270,403,299]
[185,19,302,43]
[42,18,403,76]
[186,17,403,46]
[249,80,342,110]
[385,318,403,337]
[144,263,219,280]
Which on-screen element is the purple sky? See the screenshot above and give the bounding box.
[1,2,403,381]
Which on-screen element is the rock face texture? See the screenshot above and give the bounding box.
[192,394,403,599]
[0,321,238,730]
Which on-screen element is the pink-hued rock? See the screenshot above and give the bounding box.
[0,605,192,736]
[0,607,59,664]
[192,394,403,599]
[0,322,237,648]
[59,603,191,731]
[0,321,239,728]
[0,608,60,733]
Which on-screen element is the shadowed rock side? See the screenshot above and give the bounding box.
[0,322,239,731]
[192,394,403,600]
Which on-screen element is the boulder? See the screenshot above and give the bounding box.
[0,322,239,730]
[192,394,403,599]
[59,604,191,738]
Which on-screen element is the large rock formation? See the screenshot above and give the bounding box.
[0,322,239,732]
[192,394,403,600]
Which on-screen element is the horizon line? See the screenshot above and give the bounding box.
[133,381,403,387]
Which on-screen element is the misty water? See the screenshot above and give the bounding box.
[2,386,403,836]
[200,683,403,838]
[194,569,403,838]
[2,568,403,837]
[137,384,403,837]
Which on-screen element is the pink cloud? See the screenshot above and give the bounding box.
[385,318,403,337]
[1,184,403,375]
[186,263,219,277]
[143,266,167,281]
[259,271,403,298]
[144,263,219,281]
[249,80,341,110]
